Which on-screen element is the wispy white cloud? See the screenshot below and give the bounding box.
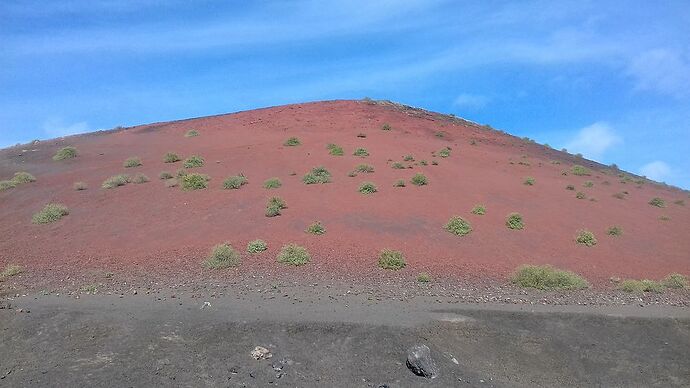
[42,119,90,138]
[626,49,690,98]
[453,93,489,109]
[565,122,622,160]
[640,161,672,182]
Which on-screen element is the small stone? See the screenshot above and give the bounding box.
[250,346,272,360]
[132,290,137,295]
[406,344,439,379]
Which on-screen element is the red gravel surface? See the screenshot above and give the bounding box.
[1,100,688,285]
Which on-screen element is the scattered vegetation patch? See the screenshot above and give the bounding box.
[471,205,486,215]
[381,123,392,131]
[32,203,69,224]
[659,215,670,221]
[444,216,472,236]
[359,181,377,194]
[565,184,575,191]
[204,243,241,269]
[619,279,664,293]
[417,273,431,283]
[511,265,589,290]
[327,143,344,156]
[305,221,326,235]
[649,197,665,207]
[571,165,591,176]
[266,196,287,217]
[223,174,248,189]
[353,148,369,157]
[132,173,149,184]
[431,160,439,166]
[12,172,36,184]
[378,249,406,270]
[411,173,428,186]
[347,171,358,177]
[607,226,623,236]
[506,213,524,230]
[159,171,173,180]
[438,147,451,158]
[662,274,688,289]
[277,244,310,266]
[391,162,405,169]
[263,177,282,189]
[583,181,594,188]
[523,177,535,186]
[185,129,199,137]
[123,157,142,168]
[53,146,78,161]
[0,180,16,191]
[575,230,597,246]
[183,155,204,168]
[0,264,22,279]
[181,173,210,190]
[247,240,268,254]
[303,167,332,184]
[356,164,374,173]
[284,137,301,146]
[164,152,181,163]
[419,160,428,166]
[73,181,88,190]
[403,155,414,162]
[394,179,406,187]
[576,191,586,199]
[102,174,130,189]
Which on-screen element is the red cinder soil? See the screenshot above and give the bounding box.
[1,100,688,285]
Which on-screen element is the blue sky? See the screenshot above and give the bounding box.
[1,1,689,188]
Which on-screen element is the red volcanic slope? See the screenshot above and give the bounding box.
[1,100,688,283]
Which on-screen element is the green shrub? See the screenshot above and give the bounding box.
[284,137,301,146]
[444,216,472,236]
[0,264,22,279]
[327,143,344,156]
[163,152,181,163]
[32,203,69,224]
[181,173,210,190]
[102,174,130,189]
[394,180,406,187]
[523,177,535,186]
[438,147,451,158]
[471,205,486,215]
[411,173,428,186]
[123,157,142,168]
[183,155,204,168]
[204,243,241,269]
[378,249,406,270]
[431,160,439,166]
[607,226,623,236]
[381,123,391,131]
[176,169,188,178]
[73,181,88,190]
[575,230,597,246]
[391,162,405,169]
[649,197,665,207]
[359,181,377,194]
[12,172,36,184]
[159,171,173,180]
[403,155,414,162]
[571,165,590,176]
[247,239,268,254]
[619,279,664,293]
[506,213,524,230]
[511,265,588,290]
[356,164,374,173]
[303,167,331,184]
[305,221,326,235]
[0,180,16,191]
[419,160,428,166]
[353,148,369,157]
[347,171,358,177]
[53,146,78,161]
[266,196,286,217]
[132,173,149,184]
[662,274,688,289]
[576,191,586,199]
[277,244,310,266]
[583,181,594,187]
[224,174,248,189]
[263,177,281,189]
[659,215,670,221]
[435,131,445,138]
[185,129,199,137]
[565,185,575,191]
[417,273,431,283]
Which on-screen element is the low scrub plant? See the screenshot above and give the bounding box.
[102,174,130,189]
[347,171,358,177]
[431,160,439,166]
[284,137,301,146]
[303,167,331,184]
[53,146,78,161]
[277,244,310,266]
[0,180,16,191]
[565,184,575,191]
[224,174,248,189]
[438,147,451,158]
[411,173,428,186]
[204,243,241,269]
[391,162,405,169]
[164,152,181,163]
[571,165,591,176]
[132,173,149,184]
[619,279,664,293]
[417,273,431,283]
[576,191,586,199]
[662,274,688,289]
[159,171,173,180]
[356,164,374,173]
[583,181,594,187]
[381,123,391,131]
[444,216,472,236]
[181,173,210,190]
[506,212,524,230]
[659,215,670,221]
[305,221,326,235]
[649,197,665,207]
[185,129,199,137]
[403,155,414,162]
[419,160,428,166]
[0,264,22,279]
[73,181,88,190]
[32,203,69,224]
[523,177,535,186]
[394,180,406,187]
[263,177,281,189]
[471,205,486,215]
[12,172,36,184]
[247,239,268,254]
[378,249,406,270]
[327,143,344,156]
[183,155,204,168]
[575,229,597,246]
[511,265,589,290]
[266,196,286,217]
[607,226,623,236]
[353,148,369,157]
[123,157,142,168]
